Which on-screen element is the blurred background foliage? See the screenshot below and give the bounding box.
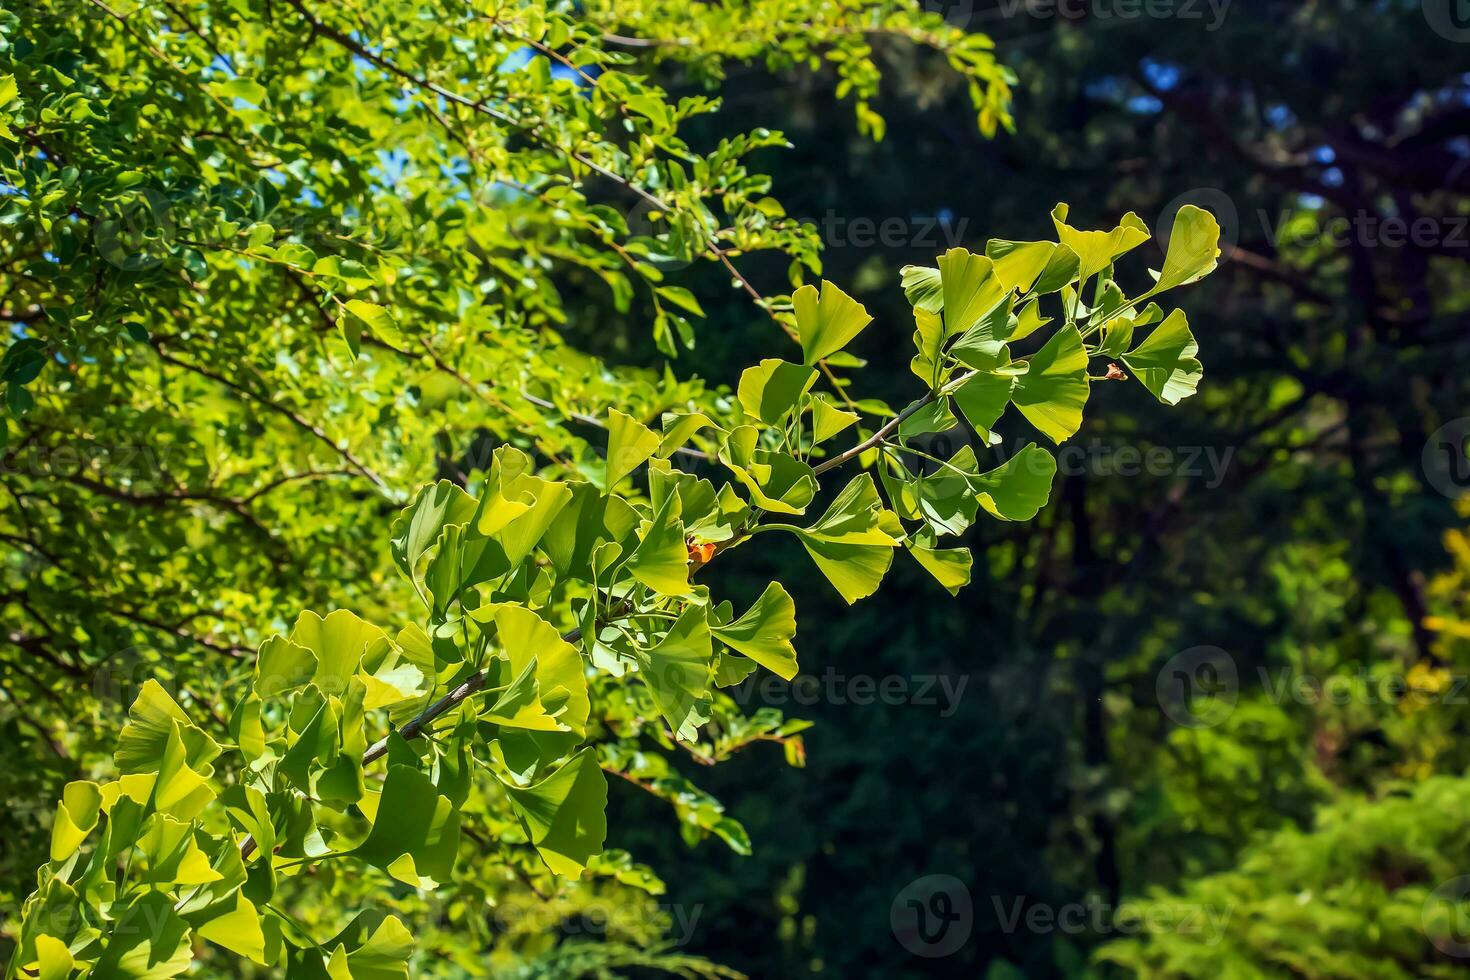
[3,0,1470,977]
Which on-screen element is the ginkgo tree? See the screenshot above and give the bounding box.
[0,0,1221,974]
[10,199,1219,975]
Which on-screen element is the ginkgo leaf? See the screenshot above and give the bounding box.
[711,582,798,680]
[792,281,872,364]
[604,409,659,491]
[31,935,73,980]
[1122,308,1203,405]
[1153,205,1221,293]
[480,448,574,567]
[626,488,693,596]
[952,371,1015,443]
[196,894,268,966]
[637,604,714,741]
[974,444,1057,521]
[770,475,902,604]
[115,680,220,777]
[737,359,817,425]
[501,748,608,879]
[985,239,1059,294]
[289,609,391,696]
[1013,324,1090,443]
[658,411,720,458]
[390,481,478,580]
[899,263,943,313]
[485,603,589,737]
[938,247,1007,335]
[950,293,1014,372]
[50,781,102,862]
[906,529,973,596]
[139,813,223,886]
[323,911,414,980]
[93,893,194,979]
[254,635,317,699]
[720,426,818,514]
[808,395,858,445]
[353,765,461,889]
[910,306,946,386]
[1051,203,1150,284]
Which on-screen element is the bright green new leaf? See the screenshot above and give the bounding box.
[1013,324,1090,443]
[353,765,461,889]
[773,475,901,604]
[950,292,1015,372]
[604,409,660,491]
[196,895,268,966]
[390,481,478,580]
[906,530,973,596]
[487,604,589,736]
[93,893,194,978]
[1153,205,1221,293]
[626,488,693,596]
[324,912,414,980]
[710,582,798,680]
[720,426,818,514]
[737,358,818,425]
[254,635,317,699]
[808,394,859,445]
[899,263,943,313]
[501,748,608,879]
[938,247,1007,336]
[1122,308,1204,405]
[289,609,391,696]
[952,371,1015,443]
[658,411,720,458]
[50,781,102,862]
[638,604,715,741]
[115,680,220,777]
[1051,203,1150,284]
[792,281,873,365]
[986,239,1059,294]
[974,444,1057,521]
[480,448,575,567]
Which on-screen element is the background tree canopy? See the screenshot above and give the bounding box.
[1,1,1468,978]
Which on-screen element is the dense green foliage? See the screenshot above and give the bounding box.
[5,1,1470,978]
[0,0,1228,976]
